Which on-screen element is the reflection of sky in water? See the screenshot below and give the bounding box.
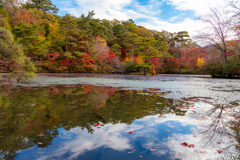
[16,106,238,160]
[1,74,239,160]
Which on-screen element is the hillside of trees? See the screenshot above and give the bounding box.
[0,0,240,81]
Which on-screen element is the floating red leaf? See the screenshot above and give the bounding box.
[166,129,170,132]
[38,134,44,137]
[94,123,100,127]
[129,131,134,134]
[188,144,194,148]
[181,142,188,146]
[158,116,166,118]
[217,150,223,153]
[193,111,196,113]
[97,127,101,129]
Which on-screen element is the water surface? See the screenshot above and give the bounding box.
[0,74,239,160]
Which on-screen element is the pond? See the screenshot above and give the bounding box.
[0,74,239,160]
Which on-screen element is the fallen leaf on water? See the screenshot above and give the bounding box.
[158,116,166,118]
[150,148,157,151]
[181,142,188,146]
[94,123,100,127]
[75,131,81,134]
[54,126,57,128]
[142,124,146,127]
[166,129,170,132]
[188,144,194,148]
[106,140,111,143]
[216,142,221,144]
[97,127,101,129]
[192,111,196,113]
[195,150,202,153]
[229,137,232,139]
[217,150,223,153]
[191,105,194,107]
[38,134,44,137]
[38,142,43,145]
[128,151,134,154]
[131,148,134,150]
[129,131,134,134]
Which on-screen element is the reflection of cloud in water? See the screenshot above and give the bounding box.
[37,124,131,160]
[25,100,239,160]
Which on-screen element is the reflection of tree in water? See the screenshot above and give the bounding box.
[0,84,187,159]
[193,103,240,154]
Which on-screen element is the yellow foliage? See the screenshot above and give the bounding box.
[196,57,205,68]
[136,56,144,64]
[48,21,62,39]
[39,36,46,42]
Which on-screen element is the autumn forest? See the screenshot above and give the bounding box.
[1,0,240,81]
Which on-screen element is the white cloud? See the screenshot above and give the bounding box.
[165,0,228,16]
[138,18,205,37]
[57,0,233,38]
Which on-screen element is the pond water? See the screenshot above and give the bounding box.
[0,74,239,160]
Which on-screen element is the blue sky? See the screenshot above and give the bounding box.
[51,0,227,37]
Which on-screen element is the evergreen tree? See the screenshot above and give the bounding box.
[122,32,139,60]
[23,0,58,14]
[13,21,47,57]
[174,31,190,72]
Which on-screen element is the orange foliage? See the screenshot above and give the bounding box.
[11,10,40,26]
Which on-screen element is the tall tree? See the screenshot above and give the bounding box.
[122,32,139,60]
[79,11,95,53]
[13,21,47,57]
[23,0,58,14]
[195,7,233,64]
[135,37,156,75]
[174,31,190,72]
